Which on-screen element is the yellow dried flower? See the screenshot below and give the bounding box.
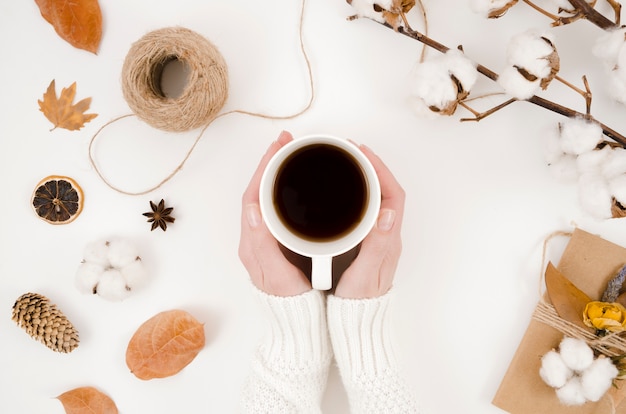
[583,301,626,332]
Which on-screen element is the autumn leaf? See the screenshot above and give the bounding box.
[545,262,593,331]
[35,0,102,54]
[126,309,205,380]
[57,386,118,414]
[38,80,98,131]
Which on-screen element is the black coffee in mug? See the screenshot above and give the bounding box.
[273,144,368,242]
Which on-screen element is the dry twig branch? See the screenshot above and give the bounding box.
[378,22,626,147]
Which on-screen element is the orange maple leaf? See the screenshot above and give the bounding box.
[35,0,102,54]
[38,80,98,131]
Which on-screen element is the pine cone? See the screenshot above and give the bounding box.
[11,292,79,353]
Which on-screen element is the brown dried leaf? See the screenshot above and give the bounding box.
[38,80,98,131]
[612,197,626,218]
[57,386,118,414]
[35,0,102,54]
[545,262,593,330]
[126,309,205,380]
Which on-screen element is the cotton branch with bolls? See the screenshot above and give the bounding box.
[344,0,626,219]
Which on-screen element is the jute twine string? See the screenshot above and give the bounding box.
[88,0,313,196]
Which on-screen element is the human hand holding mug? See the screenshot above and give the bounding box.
[239,131,312,297]
[334,144,405,298]
[259,134,381,290]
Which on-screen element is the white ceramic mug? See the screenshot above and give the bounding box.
[259,134,381,290]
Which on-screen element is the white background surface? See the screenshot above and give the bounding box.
[2,1,626,413]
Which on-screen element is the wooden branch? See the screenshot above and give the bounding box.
[567,0,620,29]
[386,23,626,147]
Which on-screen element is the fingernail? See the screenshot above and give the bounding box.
[246,204,262,228]
[377,209,396,232]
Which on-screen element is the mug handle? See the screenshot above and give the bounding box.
[311,255,333,290]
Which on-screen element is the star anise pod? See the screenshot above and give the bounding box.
[143,199,175,231]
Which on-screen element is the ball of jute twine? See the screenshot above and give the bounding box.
[121,26,228,132]
[89,0,313,195]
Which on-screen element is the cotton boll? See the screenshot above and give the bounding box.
[578,173,613,219]
[411,60,458,110]
[580,357,618,402]
[82,239,110,267]
[408,96,441,119]
[559,338,594,372]
[121,259,148,290]
[506,30,556,78]
[498,65,539,99]
[549,154,579,182]
[608,47,626,104]
[96,269,131,302]
[608,70,626,104]
[107,238,140,268]
[609,174,626,205]
[559,118,603,155]
[76,237,148,301]
[602,147,626,178]
[75,262,104,295]
[576,146,612,174]
[540,350,573,388]
[556,377,587,406]
[444,49,478,92]
[592,27,626,69]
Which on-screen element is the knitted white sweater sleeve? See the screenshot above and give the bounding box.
[327,291,421,414]
[240,289,332,414]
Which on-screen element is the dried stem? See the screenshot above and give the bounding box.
[554,75,593,115]
[387,23,626,147]
[522,0,563,23]
[566,0,620,29]
[459,98,517,122]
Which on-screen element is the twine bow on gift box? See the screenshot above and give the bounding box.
[534,261,626,411]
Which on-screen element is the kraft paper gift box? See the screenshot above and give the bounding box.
[493,228,626,414]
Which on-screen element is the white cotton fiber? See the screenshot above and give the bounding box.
[540,350,573,388]
[82,239,110,267]
[506,30,555,78]
[580,357,619,402]
[602,147,626,178]
[609,174,626,205]
[96,269,131,302]
[556,376,587,406]
[121,259,148,290]
[592,27,626,69]
[107,238,140,268]
[498,65,539,99]
[75,237,148,301]
[576,146,612,174]
[544,123,564,164]
[549,154,579,182]
[559,118,603,155]
[75,262,104,295]
[559,338,594,372]
[411,60,457,109]
[445,49,478,92]
[608,70,626,104]
[578,173,613,219]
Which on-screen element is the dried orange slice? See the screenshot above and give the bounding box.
[32,175,84,224]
